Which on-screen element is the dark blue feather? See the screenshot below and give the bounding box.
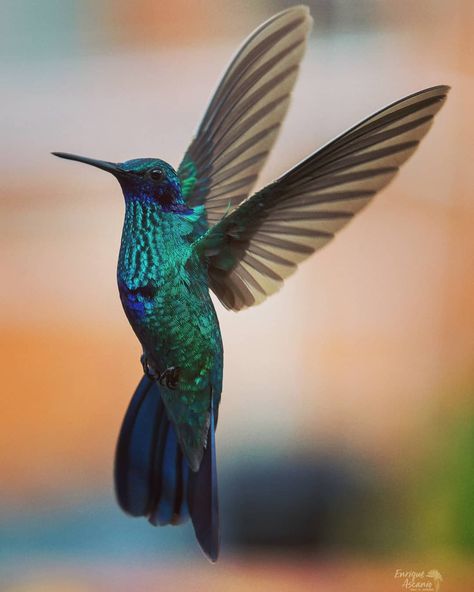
[188,402,219,561]
[114,375,164,516]
[114,375,219,559]
[150,422,178,525]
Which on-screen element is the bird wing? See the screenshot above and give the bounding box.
[193,85,449,310]
[177,6,312,229]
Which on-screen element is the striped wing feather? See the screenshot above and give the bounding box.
[178,6,313,225]
[198,85,449,310]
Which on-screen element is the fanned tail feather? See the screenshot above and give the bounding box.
[114,375,219,561]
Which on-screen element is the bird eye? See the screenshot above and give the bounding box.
[150,168,164,181]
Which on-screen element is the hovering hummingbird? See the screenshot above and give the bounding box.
[53,6,448,561]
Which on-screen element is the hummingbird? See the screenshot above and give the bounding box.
[53,5,448,561]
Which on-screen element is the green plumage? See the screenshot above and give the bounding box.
[117,191,222,471]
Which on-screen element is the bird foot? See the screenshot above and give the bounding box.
[141,355,180,389]
[141,354,160,380]
[159,366,180,390]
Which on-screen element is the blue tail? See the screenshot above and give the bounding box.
[114,375,219,561]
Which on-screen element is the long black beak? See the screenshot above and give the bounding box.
[52,152,124,176]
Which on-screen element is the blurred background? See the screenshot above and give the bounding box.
[1,0,473,590]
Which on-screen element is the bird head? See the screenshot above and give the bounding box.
[52,152,191,214]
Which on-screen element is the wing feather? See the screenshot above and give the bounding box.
[195,85,449,310]
[178,6,313,227]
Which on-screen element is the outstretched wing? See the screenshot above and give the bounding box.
[178,6,312,228]
[194,85,449,310]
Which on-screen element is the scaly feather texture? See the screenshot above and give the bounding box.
[53,5,448,562]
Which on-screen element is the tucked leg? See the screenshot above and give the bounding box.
[140,353,160,380]
[159,366,181,389]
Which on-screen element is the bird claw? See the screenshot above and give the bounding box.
[141,355,180,389]
[159,366,180,390]
[141,354,159,380]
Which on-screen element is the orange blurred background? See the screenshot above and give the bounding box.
[1,1,473,590]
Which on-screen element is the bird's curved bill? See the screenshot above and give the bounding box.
[52,152,124,176]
